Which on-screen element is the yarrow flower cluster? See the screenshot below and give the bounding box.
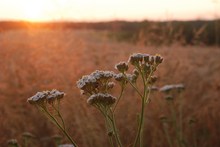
[87,93,116,106]
[160,84,185,94]
[159,83,186,147]
[128,53,163,66]
[7,139,19,147]
[27,53,165,147]
[115,62,128,73]
[22,132,35,139]
[114,53,163,86]
[77,70,115,95]
[27,89,65,105]
[27,89,78,146]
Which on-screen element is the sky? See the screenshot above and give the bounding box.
[0,0,219,22]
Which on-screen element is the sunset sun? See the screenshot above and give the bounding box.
[21,1,50,22]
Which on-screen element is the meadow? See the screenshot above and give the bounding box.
[0,27,220,147]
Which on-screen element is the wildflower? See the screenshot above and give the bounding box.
[114,73,125,82]
[115,62,128,73]
[114,73,127,86]
[133,69,139,76]
[160,84,185,94]
[165,95,173,101]
[87,93,116,106]
[142,64,151,75]
[47,89,65,103]
[7,139,19,147]
[149,56,155,65]
[143,54,150,63]
[76,75,97,90]
[175,84,185,92]
[27,90,65,105]
[27,91,49,104]
[149,86,159,92]
[159,115,168,122]
[107,131,114,137]
[22,132,35,139]
[155,55,163,64]
[188,117,197,124]
[159,85,175,93]
[107,82,115,90]
[130,74,138,83]
[77,70,115,95]
[91,70,114,81]
[149,76,158,84]
[52,134,63,140]
[128,53,144,65]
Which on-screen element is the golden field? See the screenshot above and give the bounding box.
[0,28,220,147]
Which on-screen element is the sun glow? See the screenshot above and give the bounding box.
[0,0,218,22]
[21,1,51,22]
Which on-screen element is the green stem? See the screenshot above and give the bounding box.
[113,85,125,112]
[133,67,148,147]
[110,112,123,147]
[97,106,122,147]
[162,122,173,147]
[52,103,66,131]
[178,93,183,146]
[169,101,181,147]
[44,108,78,147]
[123,73,143,98]
[104,114,115,147]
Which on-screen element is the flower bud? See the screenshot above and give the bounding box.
[165,95,173,101]
[133,69,139,76]
[143,54,150,63]
[155,55,163,64]
[115,62,128,73]
[128,53,143,66]
[149,76,157,84]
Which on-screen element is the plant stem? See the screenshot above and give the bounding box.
[44,109,78,147]
[123,73,143,98]
[52,104,66,131]
[133,68,148,147]
[104,114,115,147]
[113,86,125,112]
[109,110,123,147]
[162,122,173,147]
[169,101,181,147]
[179,93,183,146]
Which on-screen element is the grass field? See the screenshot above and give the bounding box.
[0,28,220,147]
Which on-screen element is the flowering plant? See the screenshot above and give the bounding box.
[27,53,163,147]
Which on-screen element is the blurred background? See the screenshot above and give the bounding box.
[0,0,220,146]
